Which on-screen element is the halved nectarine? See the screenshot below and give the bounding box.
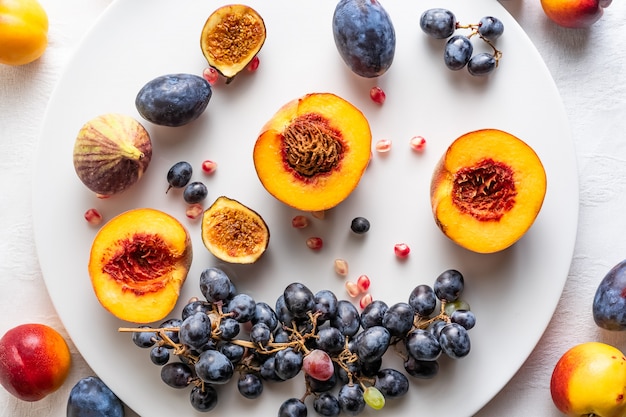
[430,129,547,253]
[88,208,192,323]
[253,93,372,212]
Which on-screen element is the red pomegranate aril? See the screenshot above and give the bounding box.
[84,208,103,225]
[345,281,360,298]
[292,215,309,229]
[247,56,260,72]
[202,67,219,85]
[359,293,373,309]
[306,237,323,250]
[394,243,410,258]
[410,136,427,152]
[201,160,217,174]
[186,204,204,219]
[375,139,392,153]
[334,259,349,276]
[356,275,370,292]
[370,86,386,104]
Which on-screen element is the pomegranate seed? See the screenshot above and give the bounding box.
[306,237,323,250]
[375,139,392,153]
[394,243,410,258]
[410,136,427,152]
[202,67,219,85]
[84,208,103,225]
[359,293,373,309]
[247,56,260,72]
[356,275,370,292]
[201,160,217,174]
[334,259,349,276]
[291,215,309,229]
[345,281,360,298]
[186,204,204,219]
[311,210,325,220]
[369,86,386,104]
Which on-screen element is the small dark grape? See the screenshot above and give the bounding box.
[131,326,156,348]
[183,181,208,204]
[434,269,465,302]
[166,161,192,192]
[278,398,307,417]
[408,284,437,317]
[313,392,341,416]
[420,8,457,39]
[451,309,476,330]
[375,368,409,398]
[350,217,370,234]
[478,16,504,41]
[237,373,263,399]
[444,35,473,70]
[160,362,193,389]
[468,52,497,76]
[338,383,365,415]
[190,385,218,412]
[149,346,170,365]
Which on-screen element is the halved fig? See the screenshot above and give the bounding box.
[88,208,192,323]
[201,196,269,264]
[200,4,266,83]
[253,92,372,212]
[430,129,547,253]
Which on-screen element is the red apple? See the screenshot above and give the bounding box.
[551,342,626,417]
[0,323,72,401]
[540,0,612,28]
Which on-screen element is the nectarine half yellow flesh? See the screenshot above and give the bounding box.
[88,208,192,323]
[430,129,547,254]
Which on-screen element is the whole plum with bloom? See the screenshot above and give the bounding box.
[67,376,124,417]
[551,342,626,417]
[540,0,612,28]
[332,0,395,78]
[593,259,626,330]
[0,323,71,402]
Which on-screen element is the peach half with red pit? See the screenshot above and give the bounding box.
[88,208,192,324]
[253,92,372,212]
[430,129,547,254]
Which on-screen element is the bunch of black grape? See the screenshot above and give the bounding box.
[420,8,504,76]
[123,267,475,415]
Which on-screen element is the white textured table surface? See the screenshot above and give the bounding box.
[1,1,625,416]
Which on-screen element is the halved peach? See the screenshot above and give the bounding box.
[253,93,372,212]
[88,208,192,323]
[430,129,547,253]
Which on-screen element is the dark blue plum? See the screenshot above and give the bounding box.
[332,0,396,78]
[67,376,124,417]
[135,73,211,127]
[593,260,626,330]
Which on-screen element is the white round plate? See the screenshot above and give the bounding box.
[33,0,577,416]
